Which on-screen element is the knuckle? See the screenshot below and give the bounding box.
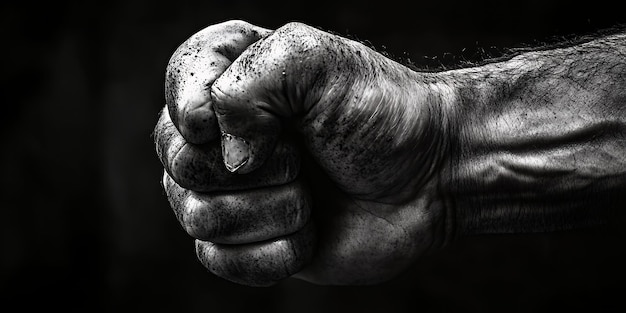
[275,22,324,52]
[168,143,190,186]
[167,142,214,191]
[279,21,313,35]
[220,19,253,30]
[182,195,217,240]
[195,240,221,273]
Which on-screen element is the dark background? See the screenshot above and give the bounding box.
[2,1,625,312]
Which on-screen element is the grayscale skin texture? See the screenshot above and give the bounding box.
[154,20,626,286]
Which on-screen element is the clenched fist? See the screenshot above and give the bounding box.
[154,20,450,286]
[154,20,626,286]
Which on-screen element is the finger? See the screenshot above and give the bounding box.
[195,222,316,287]
[154,108,299,192]
[211,22,331,174]
[163,172,311,244]
[166,20,272,144]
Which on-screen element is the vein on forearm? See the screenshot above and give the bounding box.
[440,33,626,235]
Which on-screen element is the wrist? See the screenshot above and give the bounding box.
[395,70,459,246]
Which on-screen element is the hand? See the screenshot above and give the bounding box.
[154,20,451,286]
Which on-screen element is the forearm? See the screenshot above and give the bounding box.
[439,32,626,236]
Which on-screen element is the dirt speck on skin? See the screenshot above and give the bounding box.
[159,20,452,285]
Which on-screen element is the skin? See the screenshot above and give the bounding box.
[154,20,626,286]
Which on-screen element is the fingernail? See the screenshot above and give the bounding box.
[221,133,249,173]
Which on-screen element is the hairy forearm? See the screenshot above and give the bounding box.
[438,32,626,236]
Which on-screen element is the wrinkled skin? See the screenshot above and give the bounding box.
[154,20,450,286]
[154,20,626,286]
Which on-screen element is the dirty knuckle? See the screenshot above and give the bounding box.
[278,21,314,34]
[183,202,216,240]
[274,22,324,51]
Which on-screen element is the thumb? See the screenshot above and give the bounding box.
[209,22,337,174]
[210,22,324,174]
[166,20,272,145]
[211,84,283,174]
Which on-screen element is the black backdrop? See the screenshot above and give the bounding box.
[2,1,626,312]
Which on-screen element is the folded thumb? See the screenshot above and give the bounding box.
[213,93,282,174]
